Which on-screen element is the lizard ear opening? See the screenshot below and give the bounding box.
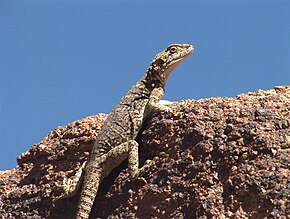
[154,58,165,66]
[152,58,165,73]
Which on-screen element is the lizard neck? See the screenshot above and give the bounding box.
[140,65,165,92]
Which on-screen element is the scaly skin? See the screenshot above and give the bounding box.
[75,44,194,218]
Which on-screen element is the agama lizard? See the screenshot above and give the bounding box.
[58,44,193,218]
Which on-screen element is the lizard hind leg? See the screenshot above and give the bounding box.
[105,140,154,180]
[127,140,139,178]
[105,140,158,179]
[76,140,140,219]
[54,161,87,202]
[104,139,140,178]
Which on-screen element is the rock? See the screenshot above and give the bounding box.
[0,86,289,218]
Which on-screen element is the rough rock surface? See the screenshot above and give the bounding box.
[0,86,289,219]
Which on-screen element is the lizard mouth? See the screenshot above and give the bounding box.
[171,44,194,64]
[164,44,194,80]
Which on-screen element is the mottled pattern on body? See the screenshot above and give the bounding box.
[74,44,194,219]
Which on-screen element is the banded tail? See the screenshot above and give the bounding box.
[76,174,100,219]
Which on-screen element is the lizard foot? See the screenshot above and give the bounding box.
[53,161,86,202]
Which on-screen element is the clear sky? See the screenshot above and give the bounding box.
[0,0,289,170]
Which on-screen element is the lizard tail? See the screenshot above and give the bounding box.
[75,174,100,219]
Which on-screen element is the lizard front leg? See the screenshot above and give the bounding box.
[147,87,172,113]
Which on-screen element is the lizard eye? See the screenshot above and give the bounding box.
[169,46,177,54]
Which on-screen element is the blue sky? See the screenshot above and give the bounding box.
[0,1,289,170]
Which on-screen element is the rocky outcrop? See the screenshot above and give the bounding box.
[0,86,289,218]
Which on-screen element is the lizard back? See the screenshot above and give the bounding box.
[75,44,194,219]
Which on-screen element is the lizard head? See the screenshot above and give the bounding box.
[149,44,194,86]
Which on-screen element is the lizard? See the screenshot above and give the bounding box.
[57,44,193,219]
